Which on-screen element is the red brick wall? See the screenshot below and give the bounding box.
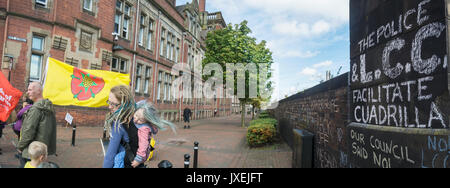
[1,0,231,127]
[0,19,5,67]
[154,0,184,26]
[54,106,109,127]
[271,74,349,168]
[6,16,53,92]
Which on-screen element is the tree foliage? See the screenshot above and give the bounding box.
[204,20,274,126]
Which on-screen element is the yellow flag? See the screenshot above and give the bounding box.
[43,57,130,107]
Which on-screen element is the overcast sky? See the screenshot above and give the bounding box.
[177,0,350,101]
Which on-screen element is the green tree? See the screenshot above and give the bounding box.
[204,20,274,127]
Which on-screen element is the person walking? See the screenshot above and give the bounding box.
[183,107,192,129]
[102,85,135,168]
[17,82,57,168]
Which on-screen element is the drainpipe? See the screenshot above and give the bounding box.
[130,0,140,93]
[179,31,187,121]
[2,0,10,72]
[152,11,162,103]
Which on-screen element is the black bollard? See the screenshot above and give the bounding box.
[184,154,190,168]
[193,141,199,168]
[71,124,76,147]
[158,160,173,168]
[102,126,107,141]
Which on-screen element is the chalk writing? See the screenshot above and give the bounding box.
[421,136,449,168]
[350,0,448,129]
[411,22,446,75]
[382,38,404,79]
[349,127,417,168]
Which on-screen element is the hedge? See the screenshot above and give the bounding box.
[247,118,278,147]
[258,111,271,119]
[250,118,278,127]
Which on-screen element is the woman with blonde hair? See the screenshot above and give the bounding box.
[102,85,135,168]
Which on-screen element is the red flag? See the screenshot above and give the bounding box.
[0,72,22,122]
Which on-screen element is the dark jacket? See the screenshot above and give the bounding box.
[17,99,57,159]
[183,108,192,118]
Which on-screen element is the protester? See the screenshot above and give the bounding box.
[102,85,135,168]
[13,97,34,140]
[24,141,48,168]
[183,107,192,129]
[130,100,177,168]
[17,82,57,168]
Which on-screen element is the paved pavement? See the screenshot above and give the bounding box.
[0,115,292,168]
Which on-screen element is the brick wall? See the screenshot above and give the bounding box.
[271,0,450,168]
[1,0,232,128]
[271,73,349,168]
[54,105,109,127]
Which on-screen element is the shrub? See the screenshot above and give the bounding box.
[250,118,278,127]
[247,118,278,147]
[258,111,271,119]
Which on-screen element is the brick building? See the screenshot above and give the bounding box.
[0,0,231,126]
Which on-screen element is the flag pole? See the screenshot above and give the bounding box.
[42,56,50,88]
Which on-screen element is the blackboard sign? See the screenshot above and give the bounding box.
[348,123,449,168]
[350,0,449,128]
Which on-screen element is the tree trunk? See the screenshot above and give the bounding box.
[241,101,246,127]
[251,105,255,120]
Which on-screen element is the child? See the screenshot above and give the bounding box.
[131,100,176,168]
[24,141,47,168]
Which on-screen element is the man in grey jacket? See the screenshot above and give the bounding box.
[17,82,57,167]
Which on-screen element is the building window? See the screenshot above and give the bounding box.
[124,4,131,16]
[144,66,151,94]
[30,35,45,82]
[83,0,93,11]
[169,74,174,102]
[160,28,166,57]
[114,13,121,34]
[111,57,128,73]
[147,19,154,51]
[164,73,169,101]
[35,0,47,8]
[187,45,192,69]
[157,71,163,101]
[175,38,180,63]
[116,1,122,10]
[139,27,144,46]
[171,36,175,61]
[138,14,146,46]
[135,64,142,93]
[30,54,43,82]
[122,17,129,38]
[32,36,44,51]
[115,1,132,40]
[166,32,172,60]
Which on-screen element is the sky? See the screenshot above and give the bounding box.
[176,0,350,101]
